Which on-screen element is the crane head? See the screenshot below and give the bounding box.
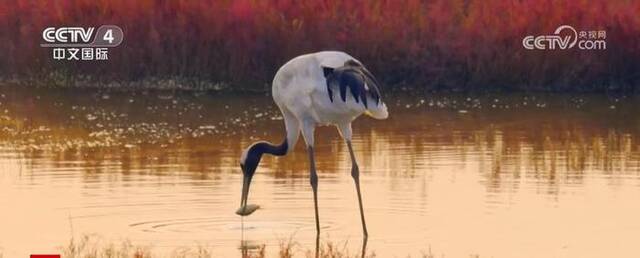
[238,140,287,215]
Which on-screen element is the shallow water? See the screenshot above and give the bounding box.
[1,86,639,257]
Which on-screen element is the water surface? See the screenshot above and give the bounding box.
[1,86,639,257]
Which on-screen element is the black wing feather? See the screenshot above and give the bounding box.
[327,83,334,102]
[338,72,348,102]
[342,70,365,104]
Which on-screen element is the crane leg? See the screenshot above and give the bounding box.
[347,140,368,237]
[307,146,320,235]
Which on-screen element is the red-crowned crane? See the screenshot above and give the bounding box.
[237,51,388,237]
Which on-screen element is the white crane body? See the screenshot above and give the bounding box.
[238,51,389,237]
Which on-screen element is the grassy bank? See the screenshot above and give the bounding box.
[59,235,386,258]
[3,0,639,92]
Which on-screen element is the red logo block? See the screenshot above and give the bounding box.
[30,255,61,258]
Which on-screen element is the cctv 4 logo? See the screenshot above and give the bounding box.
[41,25,123,47]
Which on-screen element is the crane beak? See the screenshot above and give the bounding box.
[237,174,259,216]
[238,150,260,216]
[240,174,251,207]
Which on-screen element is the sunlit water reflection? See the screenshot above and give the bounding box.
[0,85,639,257]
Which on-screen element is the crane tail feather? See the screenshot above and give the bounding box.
[322,59,383,107]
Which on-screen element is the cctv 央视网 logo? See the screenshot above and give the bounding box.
[523,25,606,50]
[523,25,577,50]
[40,25,124,61]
